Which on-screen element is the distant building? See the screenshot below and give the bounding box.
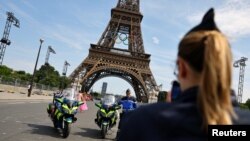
[101,82,107,95]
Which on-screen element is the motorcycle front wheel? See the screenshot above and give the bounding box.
[101,124,108,139]
[62,121,71,138]
[52,116,57,129]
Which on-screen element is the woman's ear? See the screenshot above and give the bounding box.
[178,58,188,79]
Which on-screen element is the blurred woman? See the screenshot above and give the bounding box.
[78,91,88,112]
[118,8,250,141]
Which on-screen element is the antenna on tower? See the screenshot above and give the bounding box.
[233,57,248,103]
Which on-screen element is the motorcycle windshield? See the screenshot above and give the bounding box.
[102,95,116,106]
[62,88,76,101]
[64,99,74,108]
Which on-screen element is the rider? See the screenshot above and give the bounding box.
[47,90,64,116]
[118,89,137,113]
[116,89,137,138]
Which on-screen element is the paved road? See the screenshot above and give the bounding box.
[0,100,118,141]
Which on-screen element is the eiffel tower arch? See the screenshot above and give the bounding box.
[69,0,159,102]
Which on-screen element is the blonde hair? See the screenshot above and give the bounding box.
[178,30,236,128]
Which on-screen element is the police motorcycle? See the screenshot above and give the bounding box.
[95,94,121,139]
[47,88,83,138]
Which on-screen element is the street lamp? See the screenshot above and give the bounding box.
[28,39,44,97]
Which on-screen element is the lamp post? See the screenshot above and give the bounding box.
[28,39,44,97]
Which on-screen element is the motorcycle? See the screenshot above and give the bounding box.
[47,89,83,138]
[95,94,121,139]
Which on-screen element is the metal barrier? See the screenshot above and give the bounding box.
[0,75,58,95]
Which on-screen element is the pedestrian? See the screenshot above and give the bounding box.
[117,8,250,141]
[81,92,88,110]
[78,91,88,112]
[77,91,83,112]
[27,84,31,94]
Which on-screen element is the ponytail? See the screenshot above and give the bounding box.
[198,31,236,127]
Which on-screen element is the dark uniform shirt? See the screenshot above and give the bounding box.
[118,86,250,141]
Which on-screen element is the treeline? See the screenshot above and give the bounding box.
[0,63,71,89]
[240,99,250,110]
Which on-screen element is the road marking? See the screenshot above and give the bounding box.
[8,102,25,104]
[29,102,40,104]
[6,101,45,104]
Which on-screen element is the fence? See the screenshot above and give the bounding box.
[0,75,58,95]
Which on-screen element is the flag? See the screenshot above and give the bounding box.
[48,46,56,54]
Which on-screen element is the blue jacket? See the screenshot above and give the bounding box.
[118,87,250,141]
[119,96,137,110]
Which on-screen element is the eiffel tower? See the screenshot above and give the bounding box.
[69,0,158,102]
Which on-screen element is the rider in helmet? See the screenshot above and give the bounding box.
[116,89,137,139]
[120,89,136,102]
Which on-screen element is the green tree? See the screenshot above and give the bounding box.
[245,99,250,110]
[239,103,249,110]
[0,65,31,81]
[0,65,13,76]
[90,91,101,100]
[0,64,72,90]
[34,63,71,89]
[59,76,71,90]
[34,63,61,87]
[12,70,29,80]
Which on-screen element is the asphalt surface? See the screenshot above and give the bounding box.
[0,100,118,141]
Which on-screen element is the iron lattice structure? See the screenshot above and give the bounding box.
[45,46,56,64]
[0,12,20,65]
[69,0,158,102]
[63,61,70,76]
[233,57,248,103]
